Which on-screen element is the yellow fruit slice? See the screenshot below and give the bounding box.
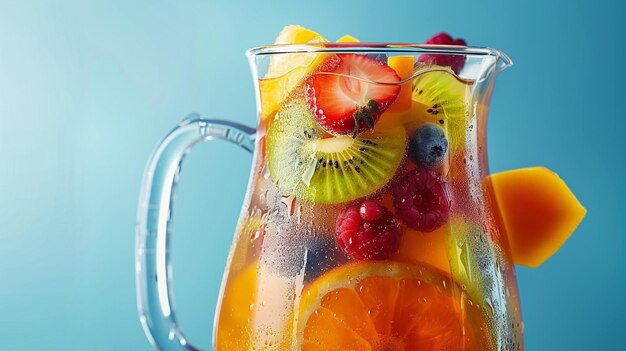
[267,25,327,78]
[298,261,489,350]
[336,34,360,43]
[411,67,470,121]
[485,167,586,268]
[260,25,331,122]
[387,56,414,113]
[274,25,324,46]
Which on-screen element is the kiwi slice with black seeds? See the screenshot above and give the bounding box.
[266,99,406,204]
[412,66,472,120]
[412,67,473,151]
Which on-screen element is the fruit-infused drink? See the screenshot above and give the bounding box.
[136,26,586,351]
[215,29,521,351]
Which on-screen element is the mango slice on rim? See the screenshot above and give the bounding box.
[485,167,586,268]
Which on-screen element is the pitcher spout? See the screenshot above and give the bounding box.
[494,49,513,73]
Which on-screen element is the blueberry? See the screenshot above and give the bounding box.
[261,221,345,280]
[303,236,346,282]
[259,194,345,279]
[409,123,448,168]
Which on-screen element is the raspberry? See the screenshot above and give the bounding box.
[418,32,467,74]
[392,168,449,232]
[335,202,400,261]
[360,200,382,221]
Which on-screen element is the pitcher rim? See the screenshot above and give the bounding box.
[246,43,512,67]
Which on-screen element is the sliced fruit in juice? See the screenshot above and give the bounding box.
[446,216,523,349]
[304,54,401,136]
[273,25,324,45]
[260,25,332,123]
[387,55,415,113]
[267,25,327,78]
[447,217,499,303]
[412,67,469,121]
[266,99,406,204]
[297,261,488,350]
[485,167,586,267]
[412,68,472,151]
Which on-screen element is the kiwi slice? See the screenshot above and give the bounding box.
[412,67,473,151]
[446,217,523,349]
[412,66,472,120]
[266,100,406,204]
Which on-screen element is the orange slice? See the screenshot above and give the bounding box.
[298,261,489,350]
[485,167,586,267]
[387,56,414,113]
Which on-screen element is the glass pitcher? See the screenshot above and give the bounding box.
[136,43,522,351]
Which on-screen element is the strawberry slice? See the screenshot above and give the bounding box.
[304,54,401,136]
[418,32,467,74]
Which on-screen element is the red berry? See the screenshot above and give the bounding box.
[425,32,455,45]
[360,200,382,221]
[392,168,449,232]
[418,32,467,74]
[335,202,400,261]
[305,54,401,136]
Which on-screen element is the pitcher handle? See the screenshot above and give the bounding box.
[135,114,256,351]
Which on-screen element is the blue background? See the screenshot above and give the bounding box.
[1,0,624,350]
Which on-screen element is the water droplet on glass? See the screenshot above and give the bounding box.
[281,194,297,216]
[262,164,270,180]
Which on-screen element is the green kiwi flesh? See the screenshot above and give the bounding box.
[446,217,522,348]
[266,99,406,204]
[412,66,472,121]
